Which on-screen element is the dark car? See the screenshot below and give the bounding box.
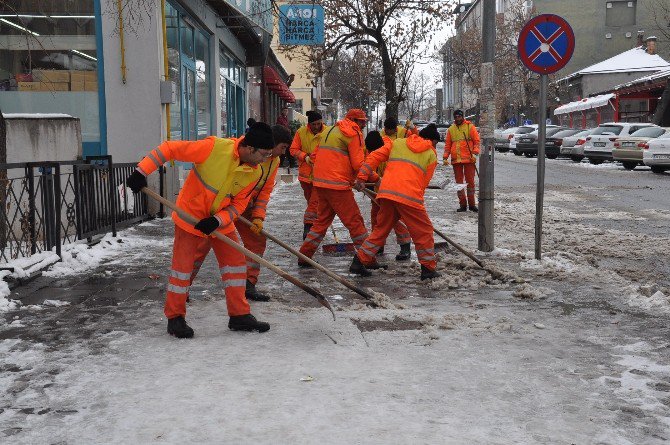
[515,126,566,157]
[544,129,583,159]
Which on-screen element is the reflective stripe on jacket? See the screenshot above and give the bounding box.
[312,119,364,190]
[289,124,330,183]
[358,134,437,209]
[247,156,280,220]
[445,120,481,164]
[137,136,260,237]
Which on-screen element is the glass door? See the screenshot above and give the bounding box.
[182,65,197,140]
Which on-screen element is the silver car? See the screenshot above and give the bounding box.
[495,127,519,152]
[560,129,593,162]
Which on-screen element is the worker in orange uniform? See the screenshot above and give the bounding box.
[289,110,330,239]
[234,125,292,302]
[298,109,372,264]
[125,123,276,338]
[444,109,480,212]
[381,116,418,141]
[351,124,442,280]
[364,131,412,261]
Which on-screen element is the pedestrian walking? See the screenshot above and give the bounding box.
[125,123,275,338]
[234,125,292,302]
[444,109,480,212]
[351,124,441,280]
[363,131,412,261]
[289,110,330,239]
[297,109,371,264]
[381,116,418,141]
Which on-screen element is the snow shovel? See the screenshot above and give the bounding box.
[237,215,380,307]
[322,225,356,255]
[141,188,336,320]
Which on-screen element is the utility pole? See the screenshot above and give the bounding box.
[478,0,495,252]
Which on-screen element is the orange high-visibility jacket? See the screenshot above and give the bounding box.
[289,124,330,183]
[137,137,260,237]
[381,125,418,141]
[246,156,280,220]
[364,135,393,180]
[445,120,480,164]
[312,118,366,190]
[359,134,437,209]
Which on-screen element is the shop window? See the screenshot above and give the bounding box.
[219,46,246,137]
[606,1,636,27]
[0,0,101,154]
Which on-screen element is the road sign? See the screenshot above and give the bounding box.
[279,5,325,45]
[518,14,575,74]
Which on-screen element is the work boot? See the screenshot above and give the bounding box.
[298,259,313,268]
[229,314,270,333]
[457,205,467,212]
[366,260,388,270]
[376,246,385,256]
[245,280,270,302]
[395,243,411,261]
[167,316,194,338]
[420,265,441,281]
[303,223,312,240]
[469,205,479,213]
[349,255,372,277]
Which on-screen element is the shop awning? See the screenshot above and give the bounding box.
[262,66,295,102]
[554,93,615,116]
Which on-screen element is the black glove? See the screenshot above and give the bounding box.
[126,170,148,194]
[194,216,220,235]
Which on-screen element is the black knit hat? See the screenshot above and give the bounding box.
[306,110,323,123]
[365,131,385,151]
[453,109,464,117]
[383,117,398,130]
[419,124,440,141]
[243,122,274,150]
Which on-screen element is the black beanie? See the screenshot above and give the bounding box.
[243,122,274,150]
[306,110,323,123]
[365,131,385,151]
[453,109,464,117]
[383,117,398,130]
[419,124,440,141]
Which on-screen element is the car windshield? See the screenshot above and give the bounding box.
[551,129,581,138]
[502,127,519,134]
[591,125,623,135]
[630,127,665,138]
[572,129,592,138]
[516,127,535,134]
[546,127,566,137]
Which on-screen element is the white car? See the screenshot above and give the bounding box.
[583,122,656,165]
[560,129,594,162]
[643,133,670,173]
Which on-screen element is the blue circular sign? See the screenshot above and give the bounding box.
[518,14,575,74]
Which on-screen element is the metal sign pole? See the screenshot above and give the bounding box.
[535,74,548,260]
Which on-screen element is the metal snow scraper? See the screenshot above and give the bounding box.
[142,188,336,319]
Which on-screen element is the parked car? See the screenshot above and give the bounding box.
[495,127,520,152]
[436,123,450,141]
[643,133,670,173]
[612,126,670,170]
[514,126,565,158]
[560,129,594,162]
[583,122,656,164]
[508,125,538,155]
[544,129,583,159]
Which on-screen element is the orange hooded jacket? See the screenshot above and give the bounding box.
[358,134,437,209]
[289,124,330,184]
[246,156,280,221]
[311,118,366,190]
[444,119,480,164]
[137,137,260,237]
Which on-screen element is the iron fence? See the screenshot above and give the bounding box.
[0,157,164,264]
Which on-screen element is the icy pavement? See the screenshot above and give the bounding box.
[1,159,670,444]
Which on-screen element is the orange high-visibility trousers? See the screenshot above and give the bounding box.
[453,163,477,207]
[299,187,368,258]
[234,209,266,285]
[165,225,250,319]
[370,198,411,245]
[357,198,436,270]
[300,181,319,225]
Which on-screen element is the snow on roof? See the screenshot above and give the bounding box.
[2,113,74,119]
[554,93,614,116]
[560,47,670,81]
[613,67,670,90]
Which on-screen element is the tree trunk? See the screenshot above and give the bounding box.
[379,42,399,119]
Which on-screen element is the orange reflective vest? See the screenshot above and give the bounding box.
[359,134,437,209]
[289,124,330,183]
[246,156,280,221]
[137,137,260,237]
[381,125,418,141]
[445,120,480,164]
[312,119,365,190]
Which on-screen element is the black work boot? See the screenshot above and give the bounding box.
[349,255,372,277]
[366,260,388,270]
[377,246,385,255]
[457,205,467,212]
[229,314,270,333]
[395,243,411,261]
[420,265,441,281]
[245,280,270,302]
[167,316,194,338]
[469,205,479,213]
[302,223,312,240]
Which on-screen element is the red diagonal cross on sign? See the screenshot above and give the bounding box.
[527,26,565,63]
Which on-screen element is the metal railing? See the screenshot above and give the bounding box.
[0,156,164,264]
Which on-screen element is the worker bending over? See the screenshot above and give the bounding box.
[381,116,418,141]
